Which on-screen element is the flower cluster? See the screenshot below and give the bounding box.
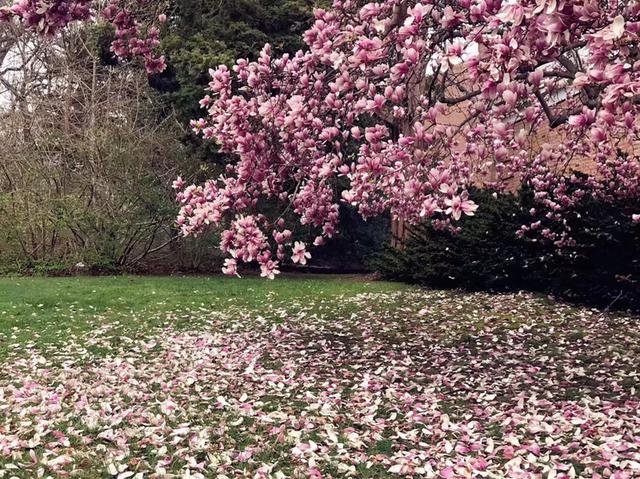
[175,0,639,273]
[0,0,166,73]
[0,0,92,35]
[102,0,166,73]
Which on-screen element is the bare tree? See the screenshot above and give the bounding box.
[0,24,204,271]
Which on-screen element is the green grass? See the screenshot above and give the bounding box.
[0,274,411,357]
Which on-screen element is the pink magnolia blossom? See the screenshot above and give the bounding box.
[444,196,479,221]
[172,176,185,190]
[291,241,311,265]
[260,260,279,280]
[1,0,167,73]
[222,258,240,277]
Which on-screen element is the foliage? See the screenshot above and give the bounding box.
[0,27,224,274]
[375,188,640,310]
[156,0,319,123]
[176,0,640,277]
[310,206,390,271]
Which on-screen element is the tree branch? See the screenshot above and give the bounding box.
[440,89,481,105]
[533,89,569,128]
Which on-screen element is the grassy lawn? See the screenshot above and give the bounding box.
[0,276,638,478]
[0,275,408,357]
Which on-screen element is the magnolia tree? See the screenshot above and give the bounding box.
[3,1,640,278]
[176,0,640,278]
[0,0,167,73]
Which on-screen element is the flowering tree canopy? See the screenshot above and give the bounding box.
[0,0,167,73]
[3,0,639,277]
[174,0,640,278]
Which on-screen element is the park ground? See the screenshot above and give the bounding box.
[0,276,638,478]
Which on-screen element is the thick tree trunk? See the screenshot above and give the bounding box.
[391,217,407,249]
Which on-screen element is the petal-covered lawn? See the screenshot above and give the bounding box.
[0,277,638,478]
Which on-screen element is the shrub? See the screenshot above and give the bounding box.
[374,189,640,311]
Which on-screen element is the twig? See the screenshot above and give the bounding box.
[600,290,624,318]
